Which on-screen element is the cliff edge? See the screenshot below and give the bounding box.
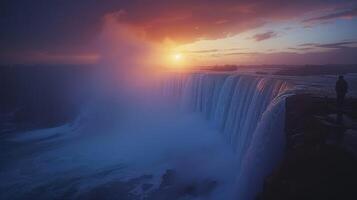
[260,94,357,200]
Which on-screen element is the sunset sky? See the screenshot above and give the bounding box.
[1,0,357,66]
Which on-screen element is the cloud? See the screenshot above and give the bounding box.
[0,0,355,64]
[255,47,357,65]
[223,52,260,56]
[288,47,314,51]
[299,41,357,49]
[104,0,354,43]
[251,31,277,42]
[209,47,357,65]
[304,7,357,22]
[185,49,220,54]
[184,48,246,54]
[1,1,353,47]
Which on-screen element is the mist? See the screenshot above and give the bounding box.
[0,16,240,200]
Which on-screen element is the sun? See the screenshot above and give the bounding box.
[164,51,188,69]
[173,53,183,62]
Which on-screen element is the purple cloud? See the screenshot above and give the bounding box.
[288,47,314,51]
[304,7,357,22]
[299,41,357,49]
[185,48,246,54]
[252,31,277,42]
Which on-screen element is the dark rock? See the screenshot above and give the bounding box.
[141,183,153,191]
[159,169,176,188]
[261,94,357,200]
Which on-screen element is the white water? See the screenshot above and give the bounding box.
[162,72,292,199]
[1,70,293,200]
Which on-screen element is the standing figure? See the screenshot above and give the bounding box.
[335,75,348,107]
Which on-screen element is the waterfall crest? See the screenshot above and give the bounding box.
[162,72,292,199]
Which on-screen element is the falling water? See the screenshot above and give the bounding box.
[1,69,293,200]
[161,72,291,199]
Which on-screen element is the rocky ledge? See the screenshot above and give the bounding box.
[260,94,357,200]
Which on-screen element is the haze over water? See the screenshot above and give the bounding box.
[1,1,357,200]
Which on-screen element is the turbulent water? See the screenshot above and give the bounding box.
[0,70,292,200]
[162,72,292,199]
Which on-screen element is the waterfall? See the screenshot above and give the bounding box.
[161,72,291,199]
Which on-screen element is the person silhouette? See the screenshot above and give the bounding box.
[335,75,348,107]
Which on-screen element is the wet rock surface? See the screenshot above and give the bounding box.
[260,94,357,200]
